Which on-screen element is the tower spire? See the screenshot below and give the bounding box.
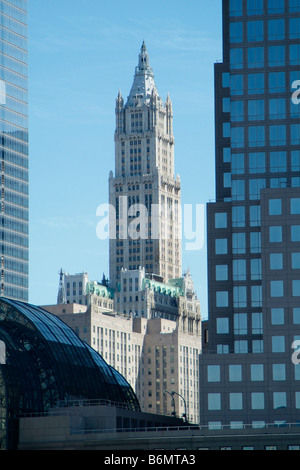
[126,42,158,108]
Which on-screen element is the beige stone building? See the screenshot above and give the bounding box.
[44,273,201,423]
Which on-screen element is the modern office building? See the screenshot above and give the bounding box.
[0,1,28,302]
[200,0,300,427]
[109,42,182,289]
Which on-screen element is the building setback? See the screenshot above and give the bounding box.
[46,270,201,424]
[200,0,300,428]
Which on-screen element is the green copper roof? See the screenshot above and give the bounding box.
[85,282,115,299]
[142,277,184,297]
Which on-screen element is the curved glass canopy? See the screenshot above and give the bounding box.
[0,298,140,449]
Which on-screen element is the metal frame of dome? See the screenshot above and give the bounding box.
[0,298,140,449]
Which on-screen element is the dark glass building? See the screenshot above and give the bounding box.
[0,0,28,302]
[0,298,140,449]
[200,0,300,428]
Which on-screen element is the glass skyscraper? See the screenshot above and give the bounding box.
[200,0,300,427]
[0,1,28,301]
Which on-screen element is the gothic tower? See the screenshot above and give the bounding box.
[109,43,182,288]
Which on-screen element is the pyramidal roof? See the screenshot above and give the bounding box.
[126,42,161,108]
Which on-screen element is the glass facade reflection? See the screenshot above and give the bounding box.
[0,0,28,302]
[0,298,140,449]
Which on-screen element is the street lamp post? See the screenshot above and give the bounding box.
[164,389,187,422]
[164,389,176,417]
[171,390,187,422]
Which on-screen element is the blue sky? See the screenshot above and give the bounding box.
[28,0,223,318]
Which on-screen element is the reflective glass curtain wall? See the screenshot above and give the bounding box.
[0,0,28,302]
[208,0,300,352]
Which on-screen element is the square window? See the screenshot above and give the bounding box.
[223,148,231,162]
[269,199,282,215]
[217,317,229,334]
[208,393,221,411]
[292,253,300,269]
[215,239,228,255]
[251,364,264,381]
[207,365,220,382]
[271,308,284,325]
[230,392,243,410]
[293,280,300,296]
[291,198,300,215]
[215,212,227,229]
[273,392,286,409]
[251,392,265,410]
[216,291,229,308]
[291,225,300,242]
[273,364,286,381]
[269,226,282,243]
[293,307,300,324]
[216,264,228,281]
[272,335,285,353]
[270,253,283,270]
[271,280,284,297]
[229,364,242,381]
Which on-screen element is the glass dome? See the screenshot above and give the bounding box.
[0,298,140,449]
